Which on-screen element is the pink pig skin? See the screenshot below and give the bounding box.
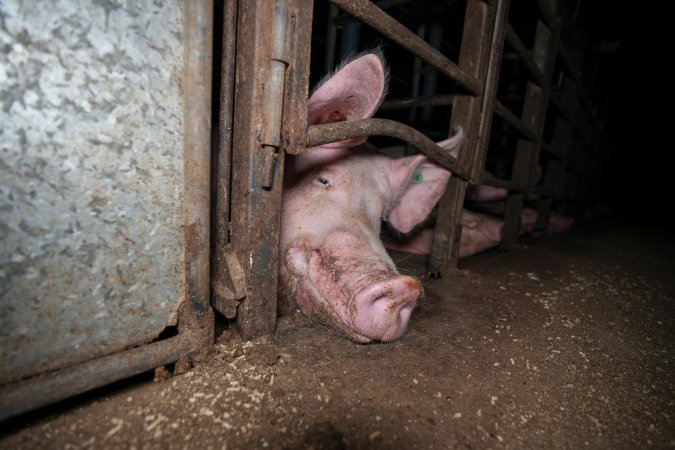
[278,52,574,342]
[382,209,504,259]
[279,51,464,342]
[384,208,574,258]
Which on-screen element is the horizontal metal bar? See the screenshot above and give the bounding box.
[493,100,538,141]
[380,94,454,111]
[329,0,482,95]
[0,334,194,422]
[306,119,469,180]
[504,23,547,87]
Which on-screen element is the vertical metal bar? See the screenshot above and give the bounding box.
[408,24,426,123]
[474,0,509,180]
[340,21,362,58]
[534,118,566,231]
[558,75,581,215]
[420,21,443,123]
[232,0,313,339]
[428,0,507,276]
[230,0,279,339]
[283,0,314,156]
[501,17,556,249]
[534,197,552,231]
[212,0,246,320]
[181,0,215,356]
[324,5,339,73]
[261,0,292,188]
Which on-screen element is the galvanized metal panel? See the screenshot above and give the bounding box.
[0,1,186,384]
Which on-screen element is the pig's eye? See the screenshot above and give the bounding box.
[315,176,330,187]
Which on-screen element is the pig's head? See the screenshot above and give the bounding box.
[279,52,464,342]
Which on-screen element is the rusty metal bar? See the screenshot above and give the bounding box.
[181,0,215,354]
[212,0,247,320]
[380,94,454,110]
[329,0,482,95]
[501,17,556,249]
[231,0,313,339]
[504,23,547,87]
[230,0,282,339]
[0,334,194,422]
[282,0,313,156]
[476,0,508,147]
[493,100,538,141]
[260,0,292,188]
[429,0,507,276]
[307,119,469,180]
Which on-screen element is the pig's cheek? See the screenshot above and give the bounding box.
[286,246,310,277]
[307,250,353,322]
[285,246,327,314]
[294,280,322,314]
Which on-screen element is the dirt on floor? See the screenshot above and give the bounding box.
[1,218,674,449]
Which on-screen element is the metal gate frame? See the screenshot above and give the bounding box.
[1,0,609,421]
[221,0,610,339]
[0,0,215,422]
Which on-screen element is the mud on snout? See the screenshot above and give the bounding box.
[281,231,422,343]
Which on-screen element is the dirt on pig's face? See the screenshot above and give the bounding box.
[279,155,422,343]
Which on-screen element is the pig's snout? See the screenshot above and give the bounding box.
[351,275,421,342]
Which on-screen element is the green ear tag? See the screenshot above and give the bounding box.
[412,171,424,184]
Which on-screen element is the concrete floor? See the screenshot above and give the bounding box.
[1,218,674,449]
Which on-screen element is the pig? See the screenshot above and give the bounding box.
[278,51,572,342]
[382,206,573,259]
[382,209,504,258]
[278,51,465,343]
[465,184,508,202]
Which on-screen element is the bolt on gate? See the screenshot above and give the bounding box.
[1,0,607,420]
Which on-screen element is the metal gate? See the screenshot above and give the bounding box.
[1,0,608,420]
[214,0,610,338]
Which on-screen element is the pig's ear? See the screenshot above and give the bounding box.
[307,53,387,148]
[385,131,464,234]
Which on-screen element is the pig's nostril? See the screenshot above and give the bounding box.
[399,303,414,323]
[357,277,419,311]
[351,275,421,340]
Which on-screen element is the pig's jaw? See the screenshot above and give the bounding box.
[282,232,421,343]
